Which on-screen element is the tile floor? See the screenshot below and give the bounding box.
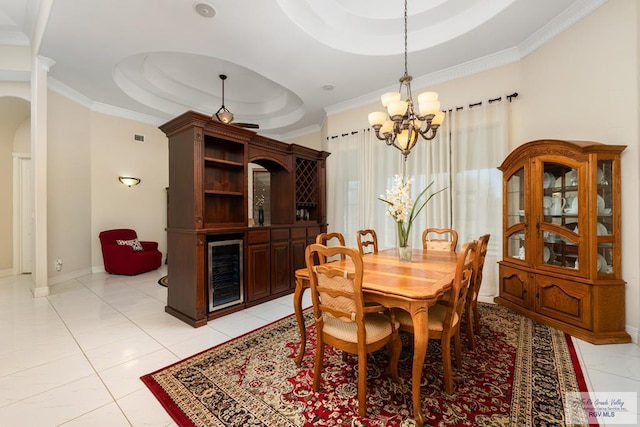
[0,267,638,426]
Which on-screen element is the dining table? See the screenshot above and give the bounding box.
[293,247,459,427]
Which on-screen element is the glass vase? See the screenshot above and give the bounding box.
[258,207,264,226]
[398,245,412,263]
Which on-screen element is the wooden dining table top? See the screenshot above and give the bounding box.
[295,247,458,300]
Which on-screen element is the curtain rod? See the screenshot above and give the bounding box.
[326,92,519,140]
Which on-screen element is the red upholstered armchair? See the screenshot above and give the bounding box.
[99,229,162,275]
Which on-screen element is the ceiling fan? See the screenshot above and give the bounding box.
[212,74,259,129]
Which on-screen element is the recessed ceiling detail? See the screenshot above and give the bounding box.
[113,52,305,130]
[276,0,516,55]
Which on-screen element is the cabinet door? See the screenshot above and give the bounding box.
[535,274,592,329]
[246,243,270,301]
[595,159,616,277]
[498,264,533,308]
[537,159,586,274]
[271,241,290,294]
[503,164,528,264]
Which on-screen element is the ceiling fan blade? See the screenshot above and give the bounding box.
[233,122,260,129]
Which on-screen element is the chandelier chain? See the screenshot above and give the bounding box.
[403,0,408,77]
[367,0,444,161]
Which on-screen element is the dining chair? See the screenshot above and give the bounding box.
[315,232,346,264]
[305,243,401,417]
[394,240,477,394]
[356,229,378,255]
[422,227,459,252]
[465,234,491,350]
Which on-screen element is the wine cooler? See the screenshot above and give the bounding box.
[208,239,243,312]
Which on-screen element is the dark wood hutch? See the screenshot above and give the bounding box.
[160,111,329,327]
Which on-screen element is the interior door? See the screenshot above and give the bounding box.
[15,154,32,274]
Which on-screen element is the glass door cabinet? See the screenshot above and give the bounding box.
[497,139,629,344]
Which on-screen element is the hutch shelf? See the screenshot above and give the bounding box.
[495,139,630,344]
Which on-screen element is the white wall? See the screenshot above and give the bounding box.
[42,92,169,280]
[13,119,30,153]
[89,110,168,271]
[47,91,92,279]
[283,130,323,151]
[323,0,640,337]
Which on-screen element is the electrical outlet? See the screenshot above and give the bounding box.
[55,258,63,271]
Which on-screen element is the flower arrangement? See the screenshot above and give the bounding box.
[254,194,265,208]
[379,174,445,248]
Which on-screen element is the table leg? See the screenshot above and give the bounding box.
[411,307,429,427]
[293,277,308,367]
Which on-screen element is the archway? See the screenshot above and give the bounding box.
[0,96,31,276]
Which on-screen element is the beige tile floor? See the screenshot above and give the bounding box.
[0,267,637,426]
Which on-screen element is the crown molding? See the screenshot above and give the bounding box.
[325,46,521,116]
[91,102,164,126]
[48,77,94,108]
[48,77,164,125]
[325,0,608,117]
[518,0,608,58]
[276,123,321,141]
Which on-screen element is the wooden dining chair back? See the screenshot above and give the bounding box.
[394,240,477,394]
[465,234,491,350]
[422,228,458,252]
[356,229,378,255]
[315,232,346,264]
[305,243,400,417]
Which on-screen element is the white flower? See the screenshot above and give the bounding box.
[381,174,413,223]
[379,175,446,247]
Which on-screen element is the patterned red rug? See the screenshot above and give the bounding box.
[141,303,594,426]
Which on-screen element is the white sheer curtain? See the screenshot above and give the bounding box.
[326,99,509,297]
[327,127,451,250]
[450,100,508,297]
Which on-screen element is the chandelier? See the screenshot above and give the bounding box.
[368,0,445,161]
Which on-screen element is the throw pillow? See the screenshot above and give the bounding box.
[116,238,144,251]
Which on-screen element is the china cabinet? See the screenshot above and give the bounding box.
[495,139,630,344]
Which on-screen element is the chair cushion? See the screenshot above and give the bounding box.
[322,313,393,344]
[395,305,458,332]
[116,238,144,251]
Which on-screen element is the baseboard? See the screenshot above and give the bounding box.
[91,265,106,274]
[48,267,93,286]
[31,284,49,297]
[0,268,15,278]
[628,325,639,345]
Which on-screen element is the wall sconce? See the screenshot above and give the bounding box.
[119,176,141,187]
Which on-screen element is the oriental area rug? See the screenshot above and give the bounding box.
[141,303,594,426]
